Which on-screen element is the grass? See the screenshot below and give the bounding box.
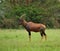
[0,29,60,51]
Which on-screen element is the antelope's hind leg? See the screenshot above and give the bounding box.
[43,31,47,40]
[40,28,47,40]
[40,30,47,40]
[40,31,44,41]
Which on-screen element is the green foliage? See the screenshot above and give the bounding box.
[0,17,19,29]
[0,0,60,28]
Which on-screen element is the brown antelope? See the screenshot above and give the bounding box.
[18,14,47,41]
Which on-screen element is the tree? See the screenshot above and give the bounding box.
[0,0,60,28]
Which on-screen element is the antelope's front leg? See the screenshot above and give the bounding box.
[28,31,31,42]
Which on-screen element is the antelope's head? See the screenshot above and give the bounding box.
[18,14,26,25]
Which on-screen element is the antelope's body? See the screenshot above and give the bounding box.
[18,14,47,41]
[26,22,46,32]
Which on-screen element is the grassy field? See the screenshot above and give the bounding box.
[0,29,60,51]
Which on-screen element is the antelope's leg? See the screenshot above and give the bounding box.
[28,31,31,42]
[40,32,44,40]
[43,31,47,40]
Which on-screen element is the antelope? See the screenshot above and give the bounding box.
[18,14,47,41]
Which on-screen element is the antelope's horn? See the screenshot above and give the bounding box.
[20,14,26,19]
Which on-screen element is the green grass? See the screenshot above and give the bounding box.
[0,29,60,51]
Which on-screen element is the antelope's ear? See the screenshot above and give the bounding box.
[20,14,26,19]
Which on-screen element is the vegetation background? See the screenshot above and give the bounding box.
[0,0,60,29]
[0,1,60,51]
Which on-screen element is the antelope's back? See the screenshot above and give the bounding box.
[27,22,46,32]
